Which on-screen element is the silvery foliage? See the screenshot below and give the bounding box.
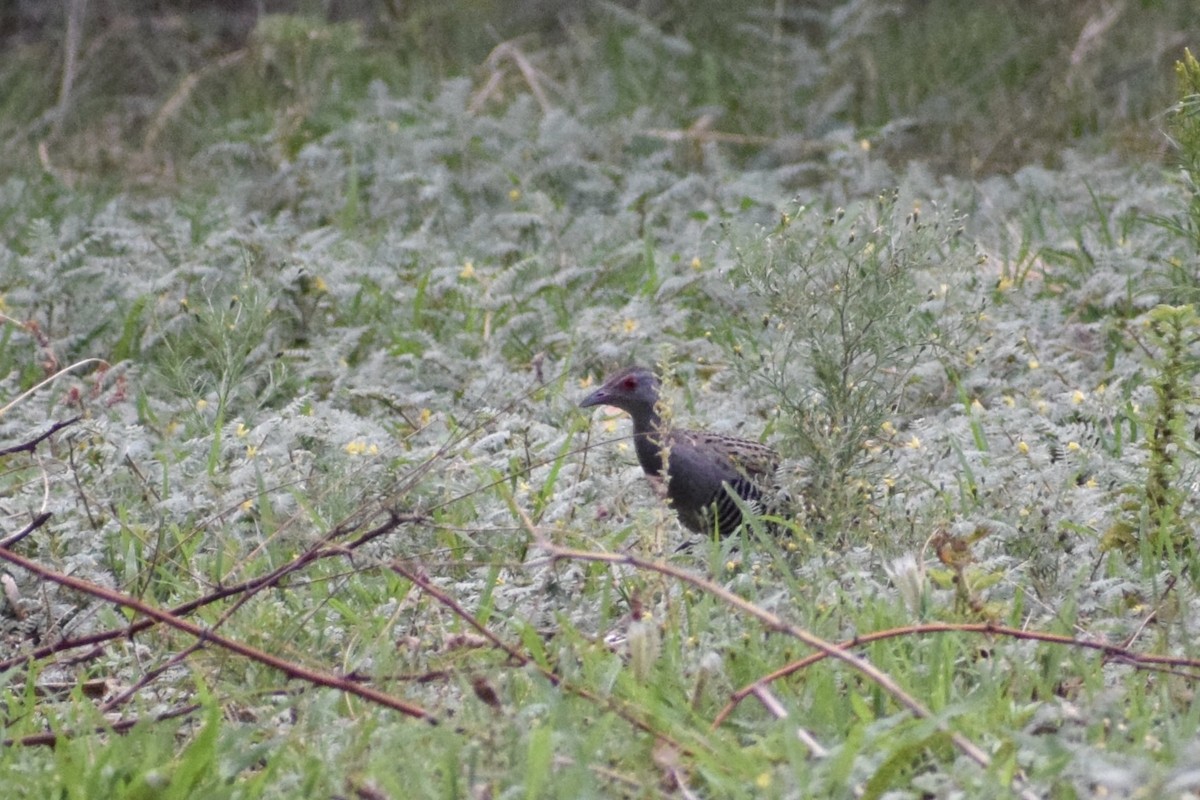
[2,57,1198,790]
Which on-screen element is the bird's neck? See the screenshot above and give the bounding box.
[630,406,667,476]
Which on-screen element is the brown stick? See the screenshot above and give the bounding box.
[0,510,418,673]
[0,417,82,457]
[392,560,694,755]
[530,529,1039,800]
[712,620,1200,729]
[0,512,53,548]
[0,545,433,722]
[4,703,201,749]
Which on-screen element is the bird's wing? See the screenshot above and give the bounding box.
[679,430,780,482]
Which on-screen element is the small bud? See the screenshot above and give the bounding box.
[628,617,661,683]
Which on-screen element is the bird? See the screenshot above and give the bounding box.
[580,365,782,535]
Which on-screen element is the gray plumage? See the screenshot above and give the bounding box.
[580,365,781,535]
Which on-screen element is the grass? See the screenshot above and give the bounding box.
[3,3,1200,798]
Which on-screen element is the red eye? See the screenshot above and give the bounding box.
[622,377,637,389]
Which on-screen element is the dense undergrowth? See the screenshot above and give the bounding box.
[2,3,1200,798]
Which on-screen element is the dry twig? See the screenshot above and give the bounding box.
[522,505,1040,800]
[0,544,434,723]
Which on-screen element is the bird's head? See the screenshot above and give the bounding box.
[580,365,660,416]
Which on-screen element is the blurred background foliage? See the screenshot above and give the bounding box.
[0,0,1192,184]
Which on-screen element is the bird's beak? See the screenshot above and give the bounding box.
[579,386,610,408]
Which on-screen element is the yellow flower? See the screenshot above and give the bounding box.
[1017,441,1029,455]
[1072,390,1085,404]
[508,188,521,201]
[459,261,475,280]
[1067,441,1080,452]
[345,440,367,456]
[1002,395,1016,408]
[756,772,772,789]
[622,318,638,334]
[240,499,255,512]
[690,256,702,271]
[881,420,896,435]
[419,408,432,427]
[236,422,249,438]
[312,276,328,293]
[196,399,208,411]
[246,445,258,459]
[1028,359,1040,370]
[905,435,921,449]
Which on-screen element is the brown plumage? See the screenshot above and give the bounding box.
[581,365,781,535]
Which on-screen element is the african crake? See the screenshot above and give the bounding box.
[580,366,782,535]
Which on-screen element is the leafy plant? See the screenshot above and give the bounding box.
[724,193,974,537]
[1166,48,1200,250]
[1103,304,1200,574]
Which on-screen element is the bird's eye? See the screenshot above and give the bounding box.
[622,377,638,389]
